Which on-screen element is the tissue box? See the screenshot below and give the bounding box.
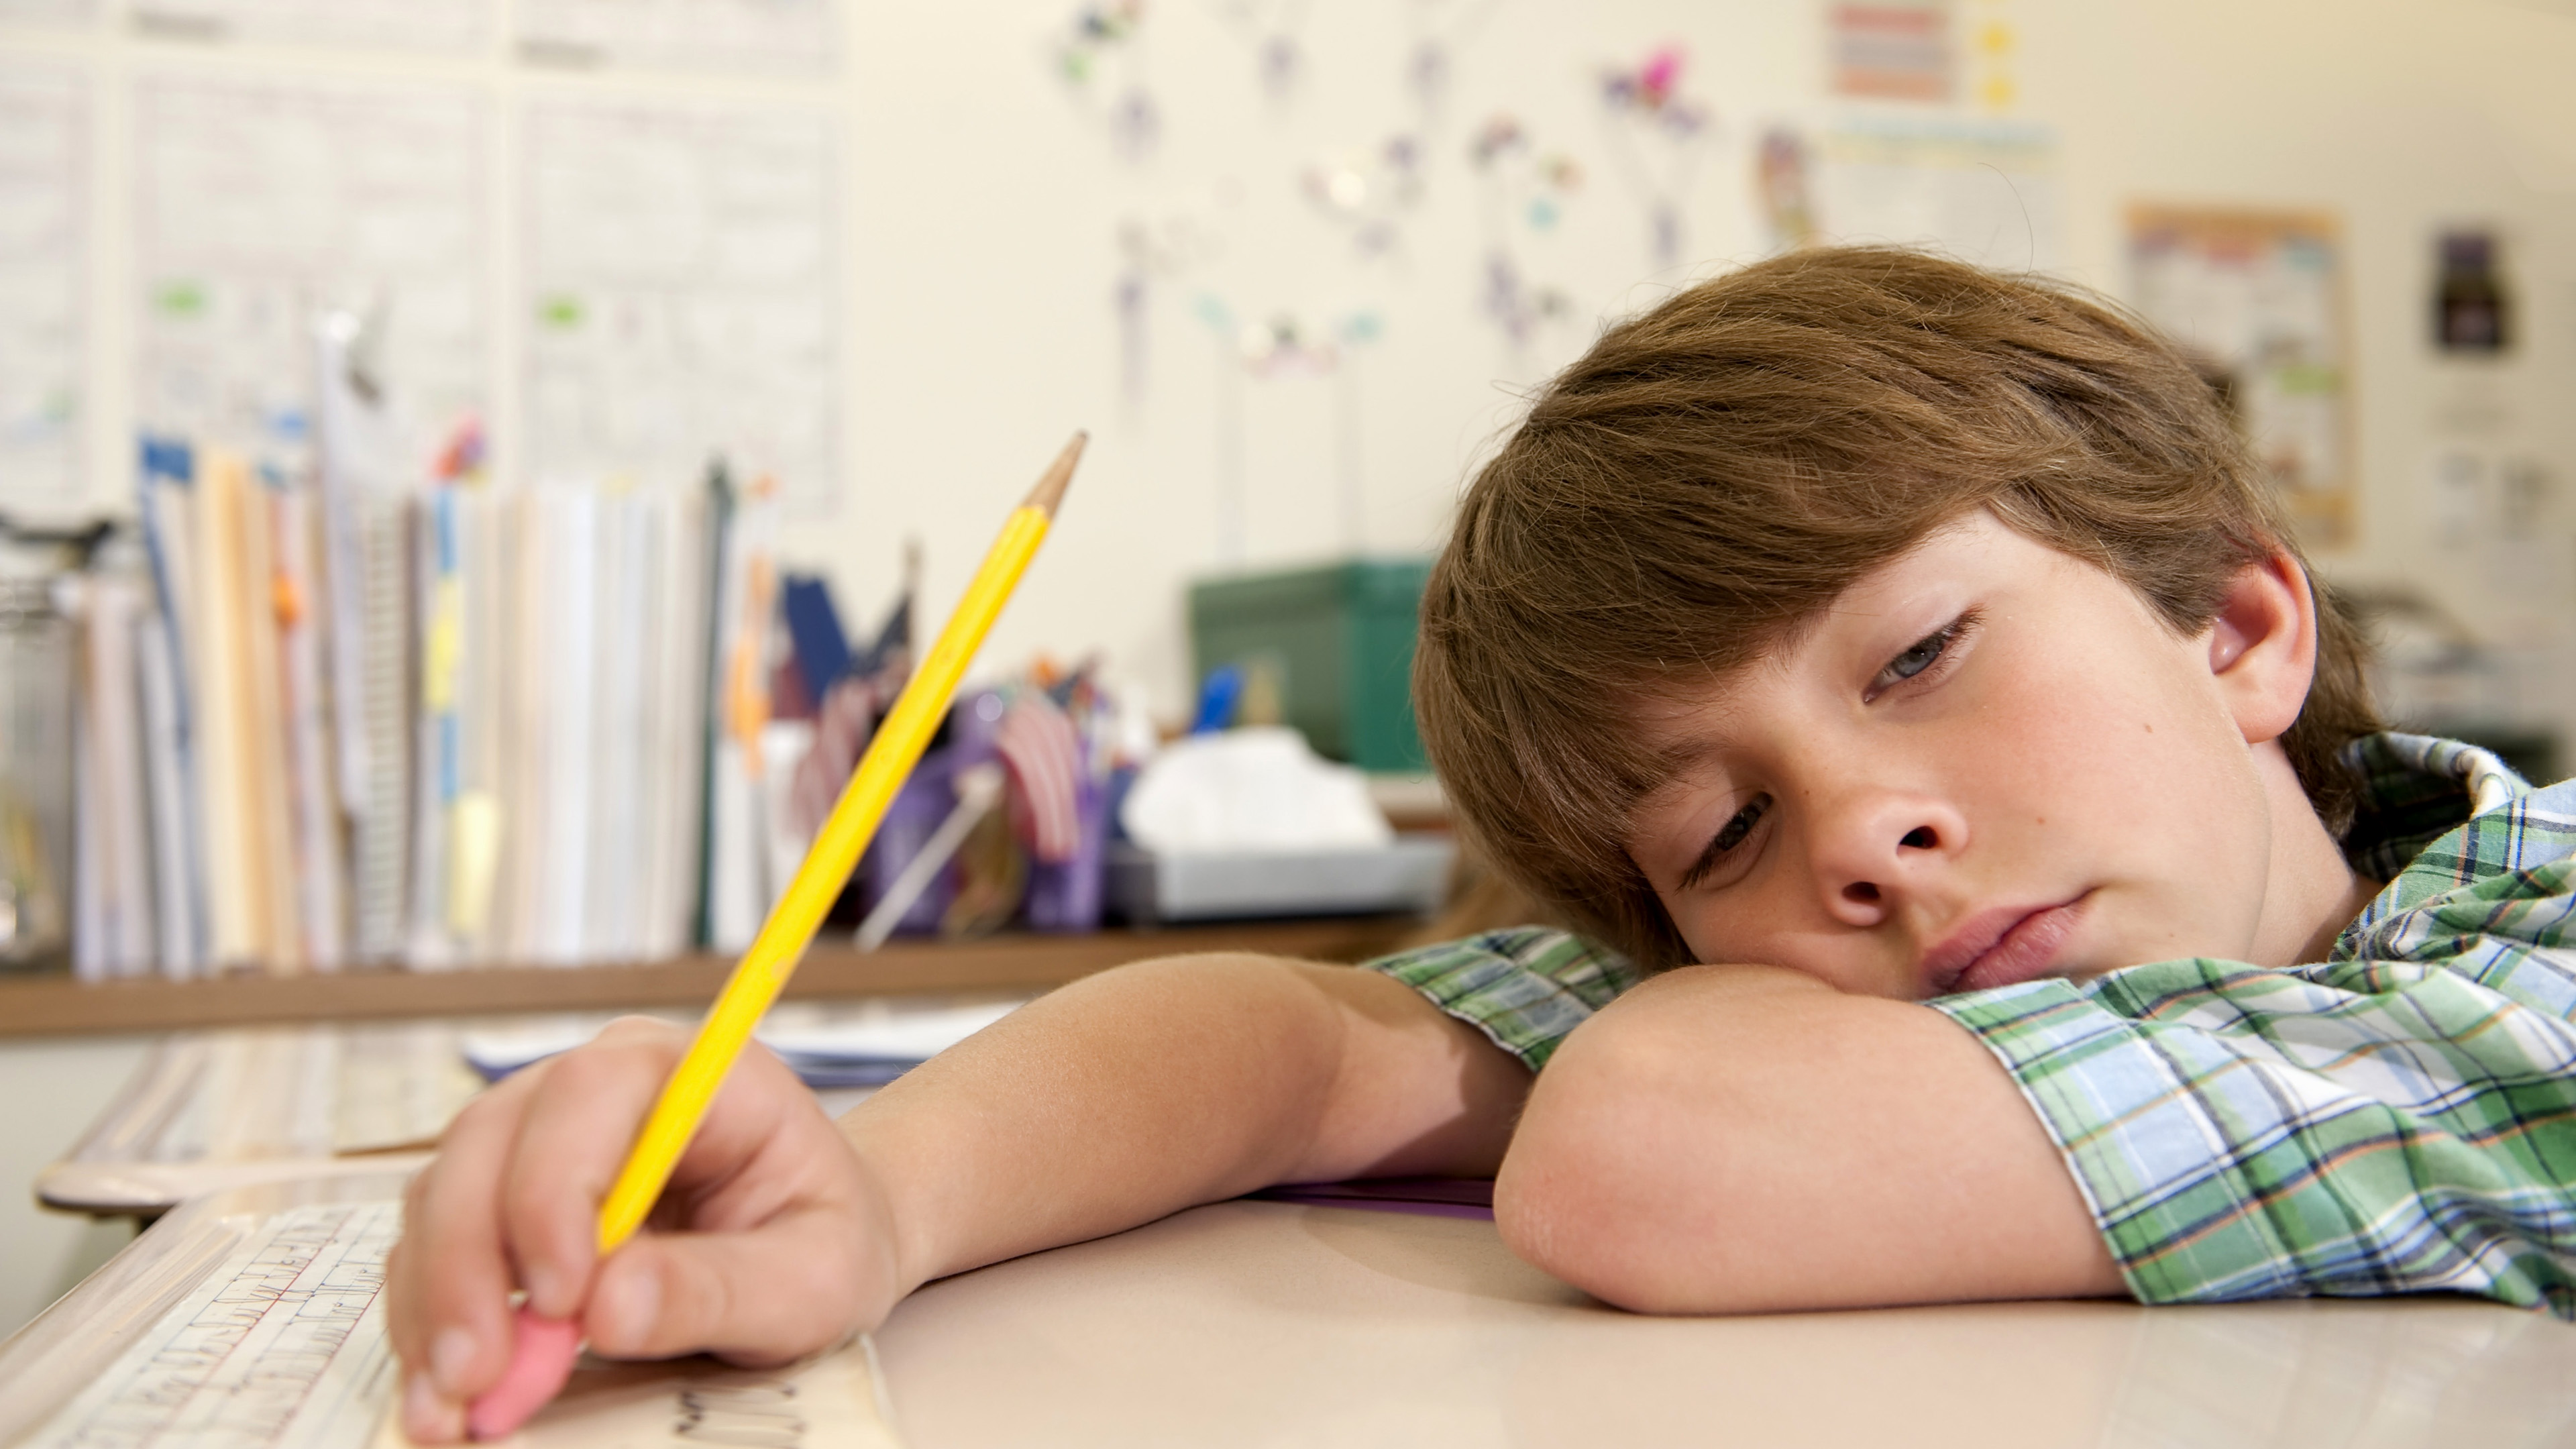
[1108,837,1454,924]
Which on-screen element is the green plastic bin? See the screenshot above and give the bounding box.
[1189,559,1432,772]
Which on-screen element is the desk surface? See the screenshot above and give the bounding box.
[7,1178,2570,1449]
[879,1199,2576,1448]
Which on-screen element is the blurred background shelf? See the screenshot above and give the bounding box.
[0,917,1417,1039]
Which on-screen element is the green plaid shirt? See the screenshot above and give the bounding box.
[1365,733,2576,1316]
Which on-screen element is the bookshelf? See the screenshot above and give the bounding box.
[0,918,1418,1039]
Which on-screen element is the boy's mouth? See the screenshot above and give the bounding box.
[1923,894,2090,996]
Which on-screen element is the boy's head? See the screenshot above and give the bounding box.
[1417,246,2379,976]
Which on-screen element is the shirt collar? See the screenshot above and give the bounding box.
[2339,731,2530,883]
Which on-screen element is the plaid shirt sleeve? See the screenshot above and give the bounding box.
[1359,927,1642,1071]
[1929,777,2576,1316]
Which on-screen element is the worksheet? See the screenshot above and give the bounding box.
[521,99,839,513]
[0,62,84,508]
[133,74,484,474]
[517,0,837,75]
[125,0,481,52]
[0,0,98,24]
[19,1200,902,1449]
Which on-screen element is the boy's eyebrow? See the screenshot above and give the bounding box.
[1633,732,1729,817]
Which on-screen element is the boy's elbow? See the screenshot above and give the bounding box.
[1492,1030,1717,1314]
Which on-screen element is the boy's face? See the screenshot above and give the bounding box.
[1625,511,2293,999]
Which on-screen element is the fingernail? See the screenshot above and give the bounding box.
[429,1327,476,1395]
[522,1264,563,1316]
[406,1369,464,1444]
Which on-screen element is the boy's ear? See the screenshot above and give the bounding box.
[2204,548,2318,747]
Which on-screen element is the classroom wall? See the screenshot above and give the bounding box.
[5,0,2573,743]
[827,0,2576,739]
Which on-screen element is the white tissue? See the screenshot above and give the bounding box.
[1120,727,1395,853]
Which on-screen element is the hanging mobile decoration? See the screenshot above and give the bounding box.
[1405,0,1501,133]
[1191,294,1385,561]
[1207,0,1311,107]
[1113,209,1223,411]
[1301,133,1426,260]
[1468,114,1582,356]
[1051,0,1160,162]
[1597,43,1713,270]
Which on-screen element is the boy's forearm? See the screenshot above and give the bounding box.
[839,953,1525,1295]
[1497,964,2123,1313]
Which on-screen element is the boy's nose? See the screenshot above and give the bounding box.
[1811,794,1964,927]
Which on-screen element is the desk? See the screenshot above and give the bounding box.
[4,1177,2569,1448]
[37,1000,992,1216]
[30,919,1417,1216]
[0,918,1416,1039]
[875,1202,2576,1447]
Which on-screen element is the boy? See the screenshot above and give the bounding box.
[388,248,2576,1441]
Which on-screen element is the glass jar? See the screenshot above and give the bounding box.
[0,578,72,968]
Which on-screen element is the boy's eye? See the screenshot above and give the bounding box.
[1680,792,1772,889]
[1871,614,1974,696]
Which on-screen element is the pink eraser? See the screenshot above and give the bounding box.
[466,1307,582,1442]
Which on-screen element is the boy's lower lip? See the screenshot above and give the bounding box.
[1933,896,2088,996]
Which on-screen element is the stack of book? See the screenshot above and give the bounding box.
[61,432,790,981]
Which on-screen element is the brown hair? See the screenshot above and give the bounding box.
[1416,246,2379,971]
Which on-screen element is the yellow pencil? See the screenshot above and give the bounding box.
[462,431,1085,1442]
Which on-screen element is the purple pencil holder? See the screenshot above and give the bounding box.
[861,743,962,936]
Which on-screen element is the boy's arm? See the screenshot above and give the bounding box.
[843,953,1530,1291]
[1497,963,2125,1313]
[388,953,1527,1440]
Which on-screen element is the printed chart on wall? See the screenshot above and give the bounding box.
[517,0,839,74]
[2128,206,2351,547]
[0,63,84,508]
[134,74,484,473]
[127,0,482,52]
[0,0,99,27]
[523,100,841,514]
[1810,115,2062,274]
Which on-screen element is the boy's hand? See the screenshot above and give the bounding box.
[383,1017,898,1444]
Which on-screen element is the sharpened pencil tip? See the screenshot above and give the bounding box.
[1025,431,1086,517]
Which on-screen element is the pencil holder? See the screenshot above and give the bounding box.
[860,744,965,936]
[1021,773,1109,933]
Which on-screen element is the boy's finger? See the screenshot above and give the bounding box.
[582,1206,873,1365]
[500,1019,690,1321]
[388,1079,537,1422]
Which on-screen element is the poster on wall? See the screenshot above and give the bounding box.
[522,100,841,514]
[2127,205,2352,547]
[1828,0,1953,103]
[0,64,84,508]
[1812,115,2061,273]
[127,0,482,52]
[0,0,98,24]
[134,74,484,472]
